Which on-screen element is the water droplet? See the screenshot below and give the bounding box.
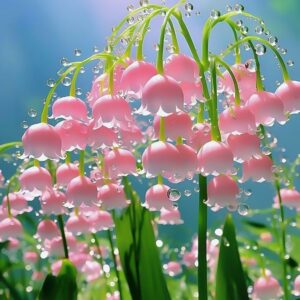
[184,189,192,197]
[234,4,244,12]
[47,79,55,87]
[154,44,159,51]
[62,77,71,86]
[60,57,69,66]
[240,26,248,35]
[287,60,294,67]
[74,49,82,57]
[127,16,135,25]
[210,9,221,19]
[280,48,287,55]
[225,4,232,12]
[184,3,193,11]
[245,59,256,72]
[255,26,264,35]
[238,203,249,216]
[76,88,82,96]
[127,4,134,11]
[223,237,230,247]
[167,189,181,202]
[268,36,278,46]
[22,121,28,129]
[93,46,99,53]
[28,108,37,118]
[255,44,266,56]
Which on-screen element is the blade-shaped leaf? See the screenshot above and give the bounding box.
[115,179,171,300]
[215,214,249,300]
[0,141,22,154]
[39,259,77,300]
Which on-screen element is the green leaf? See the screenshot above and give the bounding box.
[115,178,171,300]
[39,259,77,300]
[215,214,249,300]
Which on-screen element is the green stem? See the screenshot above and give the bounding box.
[65,152,71,164]
[274,180,289,300]
[156,6,178,74]
[221,36,290,82]
[5,189,12,218]
[214,56,241,105]
[210,60,221,141]
[201,11,264,70]
[107,230,123,300]
[57,215,69,259]
[159,117,166,142]
[69,65,81,97]
[198,175,208,300]
[79,150,85,176]
[168,19,180,54]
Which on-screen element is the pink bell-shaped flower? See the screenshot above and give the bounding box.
[180,81,204,105]
[22,123,62,161]
[252,275,282,300]
[219,105,256,135]
[121,61,157,98]
[197,141,234,176]
[20,166,52,199]
[158,207,184,225]
[153,112,193,141]
[163,261,182,277]
[142,141,179,178]
[293,275,300,296]
[242,155,273,182]
[92,95,133,129]
[51,96,88,121]
[220,63,256,102]
[69,253,92,271]
[207,175,239,208]
[36,220,60,240]
[66,214,91,235]
[89,210,114,232]
[164,144,197,183]
[182,251,197,268]
[106,292,120,300]
[40,188,66,215]
[246,91,287,126]
[141,74,184,116]
[88,74,109,108]
[56,120,88,151]
[82,260,102,282]
[104,148,136,179]
[24,251,39,264]
[2,192,32,215]
[56,163,80,187]
[118,123,144,148]
[66,176,98,207]
[275,80,300,114]
[260,232,273,243]
[0,217,23,240]
[188,123,211,151]
[273,188,300,210]
[227,133,261,162]
[164,54,199,83]
[97,183,128,210]
[87,122,118,150]
[145,184,173,211]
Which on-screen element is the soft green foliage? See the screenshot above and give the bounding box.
[39,259,78,300]
[115,179,171,300]
[215,214,249,300]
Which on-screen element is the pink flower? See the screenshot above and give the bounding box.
[140,74,184,116]
[22,123,62,161]
[121,61,157,98]
[252,275,282,299]
[40,188,66,215]
[56,163,80,187]
[163,261,182,276]
[207,175,239,208]
[36,220,60,240]
[273,188,300,210]
[66,176,98,207]
[242,155,273,182]
[145,184,173,211]
[197,141,234,176]
[51,96,88,121]
[0,217,23,240]
[275,80,300,114]
[158,207,184,225]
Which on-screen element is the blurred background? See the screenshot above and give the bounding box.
[1,0,300,244]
